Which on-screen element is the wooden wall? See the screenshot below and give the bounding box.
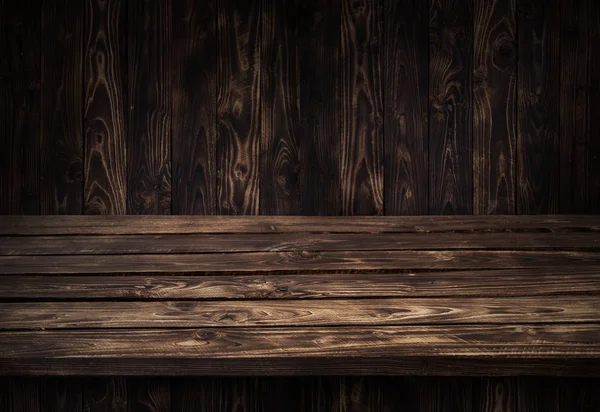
[1,0,599,410]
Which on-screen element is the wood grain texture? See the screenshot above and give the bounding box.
[10,378,39,412]
[172,0,217,215]
[127,0,172,215]
[516,0,560,214]
[40,0,83,215]
[384,0,429,216]
[428,0,473,215]
[216,0,261,215]
[3,296,596,329]
[84,0,127,216]
[0,0,40,215]
[559,0,588,214]
[40,378,81,412]
[5,215,599,235]
[473,0,516,215]
[340,0,384,216]
[83,377,127,412]
[473,378,516,412]
[2,250,599,274]
[128,378,170,412]
[3,268,599,300]
[588,0,600,213]
[4,232,600,255]
[516,378,559,412]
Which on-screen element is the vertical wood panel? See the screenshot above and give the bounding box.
[84,0,127,215]
[516,378,559,412]
[261,0,341,215]
[127,0,172,215]
[384,0,429,216]
[340,0,384,216]
[428,0,473,215]
[516,0,560,214]
[0,0,40,215]
[588,0,600,213]
[559,0,588,214]
[260,0,302,215]
[558,378,600,412]
[216,0,261,215]
[11,378,40,412]
[473,378,516,412]
[41,0,83,215]
[83,377,127,412]
[172,0,217,215]
[473,0,516,215]
[41,378,81,412]
[128,378,170,412]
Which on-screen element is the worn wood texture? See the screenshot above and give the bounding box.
[40,378,82,412]
[128,378,170,412]
[40,0,84,215]
[84,0,127,216]
[10,378,40,412]
[3,268,600,300]
[473,0,516,215]
[517,0,560,214]
[384,0,429,216]
[0,0,40,215]
[216,0,261,215]
[428,0,473,215]
[172,0,217,215]
[83,377,127,412]
[559,0,588,214]
[340,0,384,216]
[127,0,172,215]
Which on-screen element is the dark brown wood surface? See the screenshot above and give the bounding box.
[84,0,127,216]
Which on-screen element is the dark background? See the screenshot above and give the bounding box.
[1,0,599,410]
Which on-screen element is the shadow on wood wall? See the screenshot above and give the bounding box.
[1,0,599,410]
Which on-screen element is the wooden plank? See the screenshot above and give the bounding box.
[0,0,40,215]
[128,378,170,412]
[84,0,127,216]
[473,0,516,215]
[1,324,598,360]
[3,232,600,256]
[40,378,81,412]
[340,0,384,216]
[2,268,598,300]
[428,0,473,215]
[384,0,429,216]
[2,296,597,329]
[473,378,516,412]
[11,378,39,412]
[516,377,559,412]
[2,215,599,235]
[557,378,600,411]
[588,0,600,213]
[127,0,172,215]
[559,0,588,214]
[83,377,127,412]
[40,0,83,215]
[172,0,217,215]
[516,0,560,214]
[216,0,261,215]
[1,250,598,274]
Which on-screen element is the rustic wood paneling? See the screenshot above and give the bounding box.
[83,377,127,412]
[84,0,127,215]
[172,0,217,215]
[517,0,560,214]
[10,378,39,412]
[0,0,40,215]
[40,0,84,215]
[428,0,473,215]
[128,378,170,412]
[340,0,384,216]
[588,0,600,213]
[40,378,82,412]
[384,0,429,215]
[216,0,261,215]
[473,0,516,215]
[127,0,172,215]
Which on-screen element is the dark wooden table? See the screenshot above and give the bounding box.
[0,216,599,376]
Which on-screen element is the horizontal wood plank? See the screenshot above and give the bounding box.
[0,325,597,360]
[1,232,599,255]
[1,251,598,274]
[1,215,599,235]
[1,267,598,299]
[1,297,598,329]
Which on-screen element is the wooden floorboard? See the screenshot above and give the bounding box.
[1,267,598,299]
